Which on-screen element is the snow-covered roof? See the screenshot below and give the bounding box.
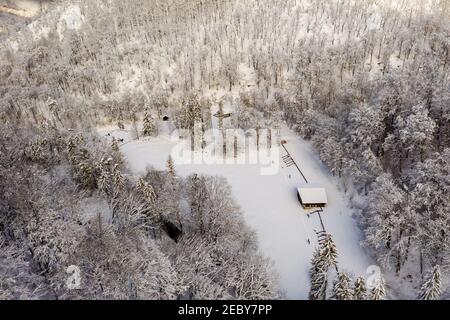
[297,187,328,204]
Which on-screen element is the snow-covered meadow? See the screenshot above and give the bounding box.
[98,122,373,299]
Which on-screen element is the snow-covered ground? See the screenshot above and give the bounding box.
[0,0,50,17]
[97,123,373,299]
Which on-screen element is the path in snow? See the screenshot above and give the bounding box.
[97,125,373,299]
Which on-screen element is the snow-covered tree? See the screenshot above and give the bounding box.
[167,155,176,176]
[111,137,120,154]
[309,233,339,300]
[136,177,159,226]
[137,177,157,205]
[112,164,125,191]
[409,150,450,269]
[418,265,441,300]
[142,112,158,137]
[309,268,328,300]
[333,272,354,300]
[365,174,409,272]
[187,174,207,233]
[319,136,344,177]
[370,275,386,300]
[397,104,436,162]
[317,233,338,269]
[97,157,113,195]
[347,104,384,151]
[353,276,367,300]
[2,0,450,301]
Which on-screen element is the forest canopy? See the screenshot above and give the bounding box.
[0,0,449,299]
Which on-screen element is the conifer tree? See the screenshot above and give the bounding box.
[110,137,124,166]
[353,276,367,300]
[309,250,328,300]
[142,112,157,136]
[418,265,441,300]
[112,164,125,191]
[333,272,353,300]
[111,137,120,154]
[167,155,176,176]
[309,233,339,300]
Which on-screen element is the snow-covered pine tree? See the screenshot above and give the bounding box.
[189,98,202,126]
[332,272,354,300]
[309,249,328,300]
[309,269,328,300]
[398,104,436,163]
[110,137,124,166]
[309,233,339,300]
[187,174,207,233]
[136,176,160,224]
[112,164,125,191]
[418,265,441,300]
[142,112,157,136]
[318,233,338,269]
[111,137,120,153]
[27,137,52,164]
[97,157,112,195]
[75,160,97,190]
[137,177,157,205]
[370,275,386,300]
[167,155,176,176]
[353,276,367,300]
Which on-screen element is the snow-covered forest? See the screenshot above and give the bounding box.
[0,0,449,300]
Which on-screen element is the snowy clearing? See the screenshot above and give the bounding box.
[98,124,373,299]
